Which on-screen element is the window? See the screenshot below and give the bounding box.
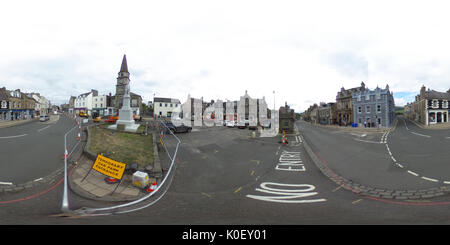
[377,104,381,113]
[366,94,370,101]
[175,104,178,107]
[159,103,162,107]
[165,103,168,107]
[100,103,103,108]
[366,105,370,113]
[443,100,448,109]
[376,92,381,100]
[432,99,439,108]
[357,95,361,101]
[170,103,173,107]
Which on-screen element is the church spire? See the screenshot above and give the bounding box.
[120,54,128,73]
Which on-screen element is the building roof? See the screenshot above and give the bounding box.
[154,97,180,103]
[120,54,128,73]
[425,90,450,100]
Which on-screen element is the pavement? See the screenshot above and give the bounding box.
[0,118,38,128]
[66,119,161,202]
[69,154,157,202]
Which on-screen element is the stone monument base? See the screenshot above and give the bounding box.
[108,120,140,133]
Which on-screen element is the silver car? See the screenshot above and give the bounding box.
[39,115,49,122]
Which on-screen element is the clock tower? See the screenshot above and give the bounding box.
[115,54,130,109]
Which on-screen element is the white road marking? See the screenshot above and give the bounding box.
[403,118,409,130]
[38,125,51,132]
[397,163,404,168]
[246,182,326,203]
[411,131,431,138]
[0,181,13,185]
[390,156,396,162]
[446,137,450,139]
[33,178,43,182]
[0,134,28,139]
[407,170,419,176]
[380,130,389,143]
[444,181,450,185]
[354,138,382,144]
[421,176,438,182]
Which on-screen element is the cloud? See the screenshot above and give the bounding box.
[1,0,450,111]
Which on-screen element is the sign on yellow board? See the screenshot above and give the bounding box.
[92,154,126,180]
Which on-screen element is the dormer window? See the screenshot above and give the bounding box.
[432,99,439,108]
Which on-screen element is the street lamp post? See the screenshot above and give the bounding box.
[273,91,275,111]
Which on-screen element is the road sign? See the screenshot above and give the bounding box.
[92,154,126,180]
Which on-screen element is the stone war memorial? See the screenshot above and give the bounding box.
[108,55,140,132]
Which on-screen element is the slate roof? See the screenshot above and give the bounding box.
[425,90,450,100]
[154,97,180,103]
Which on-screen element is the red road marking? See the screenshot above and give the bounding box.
[0,176,64,205]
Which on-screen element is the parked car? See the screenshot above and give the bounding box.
[39,115,49,122]
[79,111,88,118]
[164,122,192,133]
[237,120,246,129]
[226,120,235,128]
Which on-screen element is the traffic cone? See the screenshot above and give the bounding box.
[105,177,119,184]
[77,132,81,141]
[63,149,68,160]
[146,182,157,193]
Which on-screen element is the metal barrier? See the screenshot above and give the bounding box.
[74,119,181,215]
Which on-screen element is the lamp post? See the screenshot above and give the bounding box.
[273,90,275,111]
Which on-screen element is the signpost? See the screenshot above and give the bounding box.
[82,154,127,194]
[92,154,126,180]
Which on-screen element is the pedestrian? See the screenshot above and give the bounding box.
[364,121,366,128]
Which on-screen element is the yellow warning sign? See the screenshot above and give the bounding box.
[92,154,126,180]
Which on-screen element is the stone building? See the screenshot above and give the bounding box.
[336,82,366,126]
[352,85,395,128]
[318,102,336,125]
[0,87,36,121]
[409,85,449,125]
[74,89,98,116]
[154,97,181,118]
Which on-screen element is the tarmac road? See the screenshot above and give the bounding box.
[0,114,78,185]
[3,121,450,225]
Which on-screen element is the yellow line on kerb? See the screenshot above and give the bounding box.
[332,184,344,192]
[352,199,363,204]
[234,187,242,193]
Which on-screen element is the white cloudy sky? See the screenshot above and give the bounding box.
[1,0,450,112]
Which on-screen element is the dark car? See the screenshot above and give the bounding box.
[164,122,192,133]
